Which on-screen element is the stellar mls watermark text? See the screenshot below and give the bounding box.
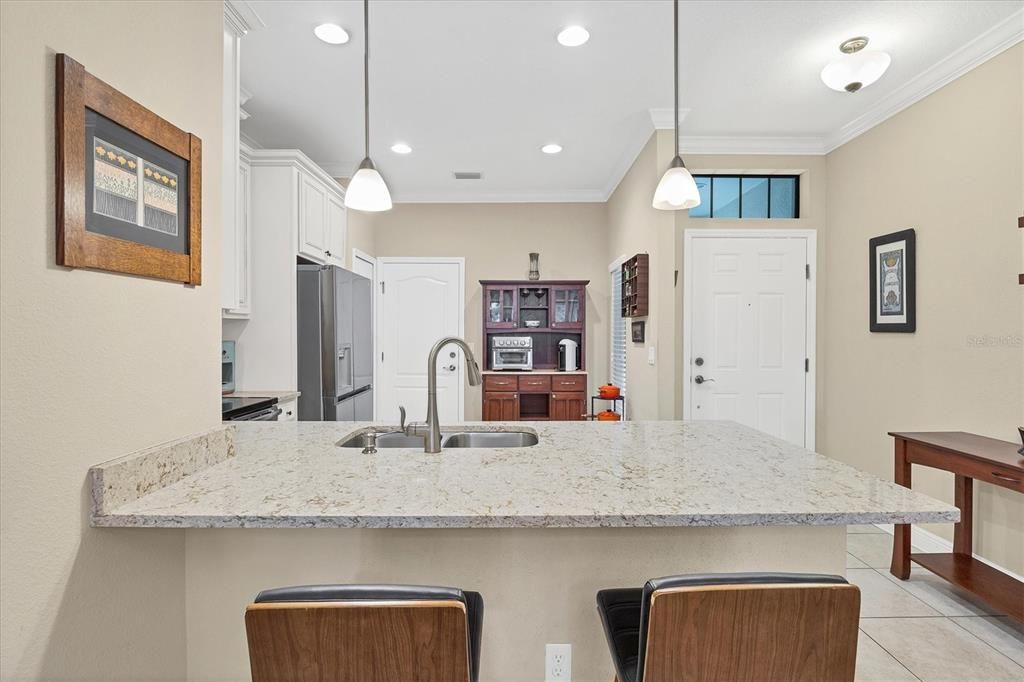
[966,334,1022,347]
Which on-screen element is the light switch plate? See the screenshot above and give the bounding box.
[648,345,656,366]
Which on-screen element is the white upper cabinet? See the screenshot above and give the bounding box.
[298,170,329,263]
[326,193,347,267]
[221,17,242,313]
[247,149,347,268]
[225,150,252,317]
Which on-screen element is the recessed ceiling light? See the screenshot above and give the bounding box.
[820,36,891,93]
[557,26,589,47]
[541,144,563,154]
[391,142,412,154]
[314,23,349,45]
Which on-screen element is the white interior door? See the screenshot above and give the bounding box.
[685,232,813,447]
[376,258,465,425]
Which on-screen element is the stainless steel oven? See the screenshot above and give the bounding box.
[491,336,533,370]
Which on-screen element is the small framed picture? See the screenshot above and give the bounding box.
[631,320,645,343]
[869,229,915,333]
[56,54,202,285]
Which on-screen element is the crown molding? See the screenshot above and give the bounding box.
[224,0,265,37]
[239,130,263,149]
[249,149,344,196]
[318,161,358,178]
[649,107,691,129]
[599,108,826,201]
[679,136,827,156]
[392,189,607,204]
[824,8,1024,152]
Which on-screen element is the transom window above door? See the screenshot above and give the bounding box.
[689,175,800,219]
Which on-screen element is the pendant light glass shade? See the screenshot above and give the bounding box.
[820,50,891,93]
[345,158,392,212]
[652,0,700,212]
[653,156,701,210]
[345,0,393,212]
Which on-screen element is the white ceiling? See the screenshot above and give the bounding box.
[237,0,1023,202]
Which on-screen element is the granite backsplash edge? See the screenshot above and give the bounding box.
[89,425,236,519]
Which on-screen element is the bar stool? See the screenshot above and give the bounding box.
[245,584,484,682]
[596,572,860,682]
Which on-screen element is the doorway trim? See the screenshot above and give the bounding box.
[681,229,817,449]
[374,256,467,422]
[352,248,378,419]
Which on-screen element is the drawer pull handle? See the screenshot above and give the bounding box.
[991,472,1021,483]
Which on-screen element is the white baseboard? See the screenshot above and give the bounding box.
[873,523,1024,583]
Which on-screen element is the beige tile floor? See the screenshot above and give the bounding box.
[847,525,1024,681]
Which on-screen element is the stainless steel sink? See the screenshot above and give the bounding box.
[441,431,539,448]
[338,432,428,449]
[339,430,538,450]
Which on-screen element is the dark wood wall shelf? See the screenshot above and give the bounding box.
[621,254,649,317]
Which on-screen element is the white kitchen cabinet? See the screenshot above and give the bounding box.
[223,149,252,318]
[278,398,298,422]
[326,193,346,267]
[298,171,329,263]
[232,148,347,393]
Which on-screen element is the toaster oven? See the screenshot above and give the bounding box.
[491,336,533,371]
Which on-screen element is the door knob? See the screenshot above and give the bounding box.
[694,375,715,385]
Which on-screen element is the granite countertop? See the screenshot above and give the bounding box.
[89,421,958,529]
[225,390,301,402]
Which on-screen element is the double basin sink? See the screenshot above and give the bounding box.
[339,430,538,449]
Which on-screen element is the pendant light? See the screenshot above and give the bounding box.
[652,0,700,211]
[345,0,393,212]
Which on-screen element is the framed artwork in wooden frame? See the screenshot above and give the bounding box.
[56,54,202,285]
[869,228,915,333]
[631,320,646,343]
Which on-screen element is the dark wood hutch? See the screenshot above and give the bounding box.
[480,279,589,421]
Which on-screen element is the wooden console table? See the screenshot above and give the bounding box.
[889,431,1023,621]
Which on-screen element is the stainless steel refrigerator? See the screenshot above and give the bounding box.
[297,265,373,421]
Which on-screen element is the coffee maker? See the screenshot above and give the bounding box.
[557,339,579,372]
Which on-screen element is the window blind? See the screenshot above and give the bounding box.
[610,266,627,395]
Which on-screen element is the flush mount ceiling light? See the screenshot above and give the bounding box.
[541,144,563,154]
[557,25,590,47]
[390,142,412,154]
[345,0,393,212]
[652,0,700,211]
[820,36,891,93]
[313,23,349,45]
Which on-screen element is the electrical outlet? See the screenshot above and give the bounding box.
[545,643,571,681]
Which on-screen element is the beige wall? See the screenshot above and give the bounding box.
[0,2,223,679]
[823,45,1023,573]
[606,133,829,424]
[363,203,610,419]
[184,525,845,681]
[606,135,675,420]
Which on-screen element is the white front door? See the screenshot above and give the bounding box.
[685,232,814,447]
[376,258,465,425]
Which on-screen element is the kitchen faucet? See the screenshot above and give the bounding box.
[402,337,482,453]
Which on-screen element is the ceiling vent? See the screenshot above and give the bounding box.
[453,171,483,180]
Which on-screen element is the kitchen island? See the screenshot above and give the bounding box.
[90,421,957,681]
